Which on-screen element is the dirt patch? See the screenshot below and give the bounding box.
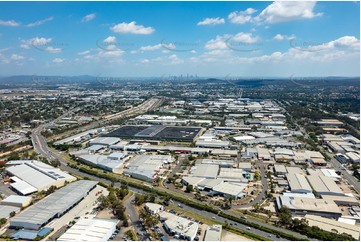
[96,208,116,219]
[222,230,254,241]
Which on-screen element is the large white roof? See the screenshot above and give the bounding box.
[286,173,312,193]
[7,164,55,189]
[218,168,244,180]
[191,164,219,178]
[1,195,32,205]
[6,160,75,190]
[89,137,120,146]
[162,212,198,239]
[57,218,118,241]
[278,196,341,213]
[9,177,37,195]
[212,182,246,197]
[204,225,222,241]
[306,175,344,195]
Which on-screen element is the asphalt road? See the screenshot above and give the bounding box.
[235,161,268,209]
[328,154,360,193]
[124,194,149,241]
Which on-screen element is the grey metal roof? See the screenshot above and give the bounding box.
[286,173,312,193]
[191,164,219,178]
[10,180,97,229]
[306,175,344,195]
[0,205,20,218]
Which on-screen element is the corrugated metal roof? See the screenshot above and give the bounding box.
[307,175,343,195]
[7,164,55,189]
[57,218,118,241]
[0,205,20,218]
[10,180,97,229]
[286,173,312,193]
[1,195,32,205]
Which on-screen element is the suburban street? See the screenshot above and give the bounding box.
[124,194,149,241]
[235,161,269,209]
[328,153,360,193]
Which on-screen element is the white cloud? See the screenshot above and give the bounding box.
[103,36,117,44]
[98,45,124,57]
[78,50,91,55]
[197,17,225,26]
[298,36,360,52]
[26,16,54,27]
[274,34,296,41]
[0,19,20,27]
[228,8,257,24]
[45,46,62,53]
[30,37,52,46]
[274,34,285,41]
[110,21,155,35]
[139,44,162,52]
[139,54,183,65]
[20,37,52,49]
[205,32,259,50]
[205,35,231,50]
[168,54,183,64]
[255,1,322,24]
[20,44,30,49]
[10,54,25,61]
[233,32,259,44]
[52,58,64,63]
[82,13,96,23]
[194,35,359,67]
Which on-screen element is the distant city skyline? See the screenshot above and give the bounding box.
[0,1,359,77]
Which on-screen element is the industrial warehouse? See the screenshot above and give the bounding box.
[10,180,97,230]
[160,211,199,241]
[103,125,203,141]
[57,218,119,241]
[6,160,76,195]
[123,154,172,182]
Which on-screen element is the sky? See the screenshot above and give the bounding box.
[0,1,359,77]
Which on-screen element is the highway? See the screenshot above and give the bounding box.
[176,201,287,241]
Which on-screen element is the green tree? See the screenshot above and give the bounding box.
[185,185,194,193]
[254,171,260,181]
[278,206,292,226]
[0,218,7,226]
[134,194,146,206]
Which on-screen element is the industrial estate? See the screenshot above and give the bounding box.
[0,76,359,242]
[0,1,359,241]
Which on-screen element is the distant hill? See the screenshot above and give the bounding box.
[0,75,96,84]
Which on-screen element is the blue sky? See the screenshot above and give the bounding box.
[0,1,359,77]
